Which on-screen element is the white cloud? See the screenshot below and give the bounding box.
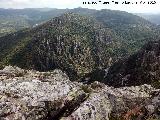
[0,0,159,13]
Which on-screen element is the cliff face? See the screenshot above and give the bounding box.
[105,40,160,88]
[0,66,160,120]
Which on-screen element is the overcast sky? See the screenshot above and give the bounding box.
[0,0,160,13]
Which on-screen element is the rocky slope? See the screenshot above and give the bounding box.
[0,66,160,120]
[105,40,160,88]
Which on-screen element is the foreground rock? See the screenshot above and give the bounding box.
[0,66,160,120]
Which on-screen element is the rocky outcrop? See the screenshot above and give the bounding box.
[0,66,160,120]
[0,66,88,120]
[63,82,159,120]
[105,40,160,88]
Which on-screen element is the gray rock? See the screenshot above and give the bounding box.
[0,66,160,120]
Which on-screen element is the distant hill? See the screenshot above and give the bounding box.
[0,8,68,36]
[136,13,160,25]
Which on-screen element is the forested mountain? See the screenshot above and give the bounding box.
[0,13,123,80]
[1,8,159,53]
[105,40,160,88]
[0,8,94,36]
[93,10,160,55]
[72,9,160,54]
[0,8,160,81]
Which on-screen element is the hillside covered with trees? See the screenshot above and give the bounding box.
[0,9,160,81]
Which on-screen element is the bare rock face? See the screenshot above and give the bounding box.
[0,66,160,120]
[62,83,157,120]
[0,66,88,120]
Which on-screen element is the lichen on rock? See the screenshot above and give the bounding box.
[0,66,160,120]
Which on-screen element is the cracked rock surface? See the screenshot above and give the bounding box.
[0,66,160,120]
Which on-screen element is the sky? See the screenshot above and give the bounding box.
[0,0,160,13]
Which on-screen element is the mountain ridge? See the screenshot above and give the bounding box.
[0,13,123,80]
[0,9,160,82]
